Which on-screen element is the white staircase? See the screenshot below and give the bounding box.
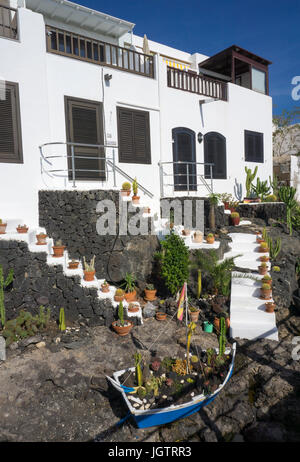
[227,233,278,341]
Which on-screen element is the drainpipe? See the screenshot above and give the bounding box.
[156,52,163,199]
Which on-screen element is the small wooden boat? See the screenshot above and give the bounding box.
[107,343,236,429]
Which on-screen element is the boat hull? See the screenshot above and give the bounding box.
[108,344,236,429]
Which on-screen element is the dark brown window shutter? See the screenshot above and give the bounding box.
[204,132,227,179]
[65,96,105,181]
[245,130,264,163]
[117,106,151,164]
[0,82,23,163]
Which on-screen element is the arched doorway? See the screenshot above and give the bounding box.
[172,127,197,191]
[204,132,227,179]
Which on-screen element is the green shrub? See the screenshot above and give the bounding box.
[2,306,51,346]
[155,233,189,296]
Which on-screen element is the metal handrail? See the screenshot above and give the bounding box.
[39,141,154,199]
[158,160,214,197]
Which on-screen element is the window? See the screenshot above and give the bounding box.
[251,67,266,94]
[0,81,23,163]
[117,107,151,164]
[245,130,264,163]
[172,127,197,191]
[204,132,227,179]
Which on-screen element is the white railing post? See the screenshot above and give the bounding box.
[71,144,76,188]
[112,148,117,187]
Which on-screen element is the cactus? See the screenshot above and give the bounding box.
[132,178,138,196]
[83,255,95,271]
[59,308,66,331]
[245,166,258,197]
[197,270,202,299]
[122,182,131,191]
[266,234,281,260]
[118,301,124,326]
[278,186,298,235]
[251,177,271,200]
[269,175,279,196]
[0,265,14,327]
[218,317,226,357]
[134,352,143,387]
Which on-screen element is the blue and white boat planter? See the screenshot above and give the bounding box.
[107,343,236,429]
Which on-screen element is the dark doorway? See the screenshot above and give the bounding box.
[65,96,105,181]
[204,132,227,179]
[172,127,197,191]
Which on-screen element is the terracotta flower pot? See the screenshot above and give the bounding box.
[0,223,7,234]
[230,216,240,226]
[258,266,268,275]
[259,246,269,253]
[260,256,269,262]
[36,234,47,245]
[52,245,65,258]
[182,229,190,236]
[120,189,131,197]
[124,290,137,302]
[261,288,272,300]
[256,237,265,244]
[193,232,203,243]
[189,310,200,322]
[101,284,110,293]
[132,195,140,205]
[206,236,215,244]
[214,317,220,331]
[144,288,157,301]
[223,202,229,210]
[265,302,275,313]
[128,303,140,313]
[83,270,95,282]
[156,312,167,321]
[262,279,272,287]
[114,294,125,302]
[68,261,79,270]
[112,320,133,336]
[16,226,29,234]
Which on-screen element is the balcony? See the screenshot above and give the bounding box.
[167,66,228,101]
[0,5,18,40]
[46,26,155,79]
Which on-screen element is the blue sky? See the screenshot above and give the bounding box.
[74,0,300,117]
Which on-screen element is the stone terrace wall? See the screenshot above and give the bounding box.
[0,240,115,326]
[39,190,160,284]
[236,202,287,225]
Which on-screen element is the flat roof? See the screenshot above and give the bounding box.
[26,0,135,38]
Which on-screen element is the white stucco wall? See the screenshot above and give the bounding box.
[0,5,273,225]
[291,155,300,200]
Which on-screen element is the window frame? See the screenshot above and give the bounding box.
[244,129,264,163]
[0,81,23,164]
[204,131,227,180]
[117,106,151,165]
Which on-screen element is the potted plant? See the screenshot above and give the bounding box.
[220,193,233,210]
[0,219,7,234]
[258,262,268,275]
[156,311,167,321]
[228,201,239,213]
[132,178,140,205]
[182,228,190,236]
[256,235,265,244]
[260,255,269,263]
[214,312,230,330]
[262,274,272,287]
[114,288,125,302]
[230,212,240,226]
[120,181,131,197]
[259,242,269,253]
[128,302,140,313]
[112,301,133,336]
[122,273,137,302]
[261,283,272,300]
[206,233,215,244]
[101,280,110,293]
[189,306,200,322]
[52,239,65,258]
[193,230,203,243]
[16,224,29,234]
[265,302,275,313]
[36,232,48,245]
[68,259,80,270]
[83,256,96,281]
[144,283,157,301]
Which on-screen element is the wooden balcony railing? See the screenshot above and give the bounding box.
[46,26,155,78]
[0,5,18,40]
[167,66,228,101]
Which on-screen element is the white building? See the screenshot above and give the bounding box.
[0,0,273,226]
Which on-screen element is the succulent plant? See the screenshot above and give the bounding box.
[150,358,161,372]
[83,255,95,271]
[272,266,280,272]
[146,283,155,290]
[230,212,240,218]
[261,283,271,290]
[122,182,131,190]
[115,288,124,296]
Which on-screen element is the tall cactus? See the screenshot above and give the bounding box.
[218,317,226,357]
[266,235,281,260]
[197,270,202,299]
[245,166,258,197]
[59,307,66,331]
[134,352,143,387]
[0,265,14,328]
[278,186,297,235]
[118,301,124,327]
